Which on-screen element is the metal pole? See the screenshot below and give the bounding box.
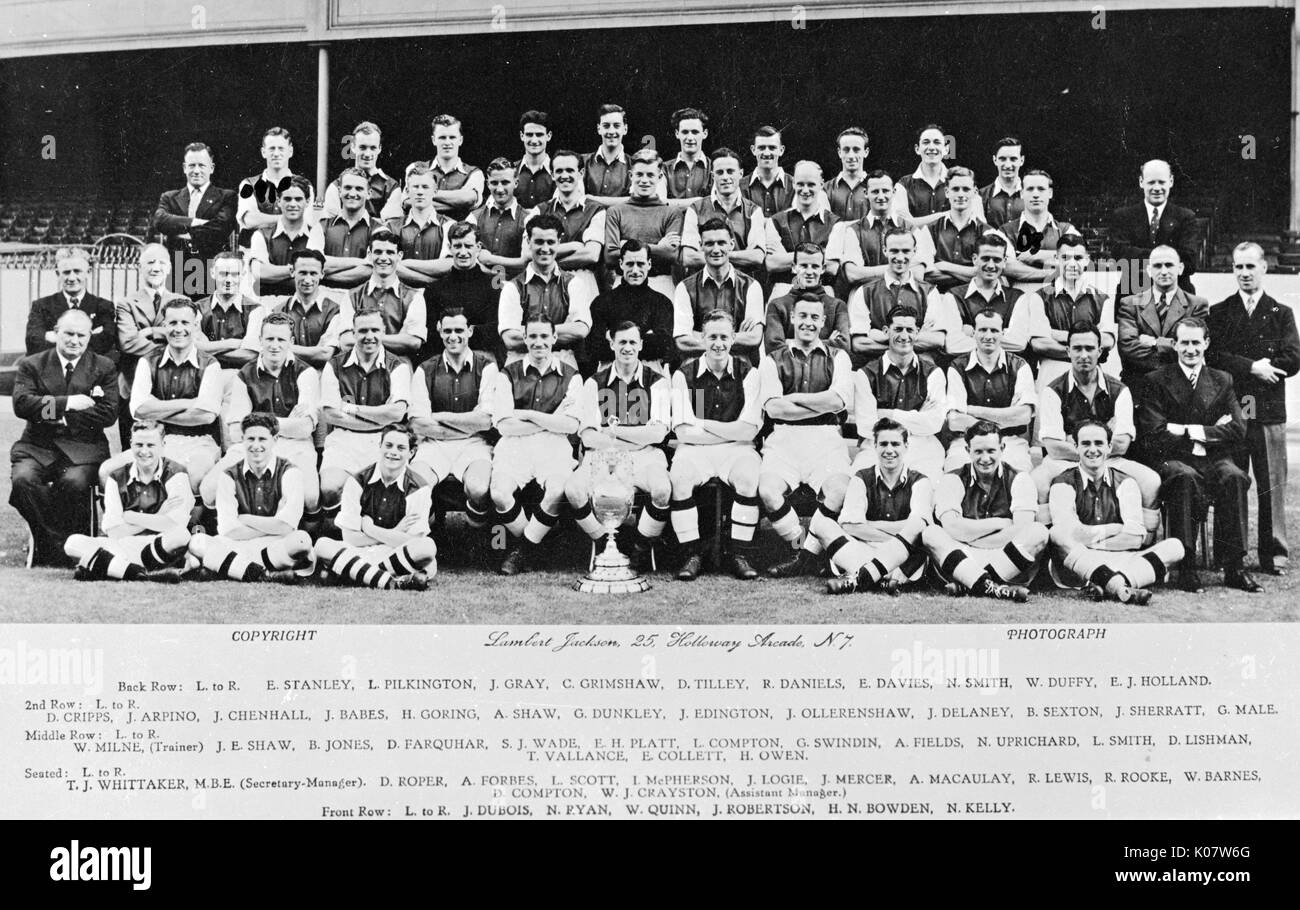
[1291,7,1299,240]
[315,43,330,199]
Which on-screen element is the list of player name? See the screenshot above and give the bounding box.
[3,624,1294,818]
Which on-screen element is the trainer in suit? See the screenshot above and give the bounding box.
[1207,241,1300,576]
[10,309,120,566]
[1116,245,1208,397]
[150,142,237,298]
[25,251,117,361]
[1109,159,1199,295]
[1135,316,1257,594]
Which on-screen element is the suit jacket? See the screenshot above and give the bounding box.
[1109,202,1199,291]
[115,287,191,395]
[151,184,237,262]
[11,349,120,466]
[1134,361,1245,465]
[1207,292,1300,424]
[1117,287,1209,382]
[25,292,119,362]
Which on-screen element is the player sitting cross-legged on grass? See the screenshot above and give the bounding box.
[1048,419,1184,604]
[314,425,436,591]
[64,420,193,582]
[187,412,314,582]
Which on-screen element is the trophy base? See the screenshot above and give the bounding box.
[573,541,651,594]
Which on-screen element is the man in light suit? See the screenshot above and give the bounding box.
[150,142,237,298]
[1117,245,1208,398]
[1109,159,1199,295]
[115,243,188,448]
[25,251,118,362]
[1135,317,1255,594]
[10,309,120,566]
[1207,242,1300,576]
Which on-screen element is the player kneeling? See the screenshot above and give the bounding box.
[922,420,1048,602]
[187,412,314,581]
[65,420,192,581]
[1048,420,1183,604]
[314,426,435,591]
[822,418,932,595]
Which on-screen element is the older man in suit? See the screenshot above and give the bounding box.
[25,251,118,361]
[1207,242,1300,576]
[151,142,237,298]
[1136,317,1255,594]
[1117,245,1208,397]
[10,309,120,566]
[1109,159,1199,295]
[115,243,189,449]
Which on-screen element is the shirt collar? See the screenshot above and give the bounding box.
[964,280,1003,301]
[367,273,400,295]
[241,457,275,479]
[1241,291,1259,309]
[211,293,244,310]
[1018,211,1057,230]
[162,345,201,368]
[64,292,84,306]
[702,266,739,288]
[1065,369,1104,394]
[790,340,831,359]
[607,363,646,387]
[966,349,1009,372]
[910,163,949,184]
[793,200,832,221]
[943,211,980,232]
[405,206,439,228]
[432,157,468,174]
[863,211,897,228]
[344,346,385,371]
[1052,276,1096,299]
[517,154,551,174]
[189,182,211,198]
[883,351,921,374]
[551,189,589,210]
[696,356,735,377]
[290,294,324,312]
[873,467,909,491]
[329,210,371,229]
[367,467,408,489]
[708,190,744,211]
[440,351,474,373]
[523,264,561,284]
[671,153,707,169]
[593,146,627,165]
[256,355,286,377]
[1079,467,1114,490]
[991,177,1022,196]
[885,273,917,292]
[747,167,786,185]
[485,196,522,216]
[1179,361,1202,382]
[272,219,311,240]
[127,460,163,485]
[1147,202,1163,220]
[523,355,564,376]
[830,171,866,189]
[57,353,81,373]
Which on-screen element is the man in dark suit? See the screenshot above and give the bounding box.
[25,251,117,362]
[10,309,120,566]
[1207,242,1300,576]
[150,142,237,298]
[1136,317,1257,593]
[1116,245,1208,396]
[1109,159,1199,295]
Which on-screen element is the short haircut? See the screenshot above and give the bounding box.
[260,311,295,334]
[525,213,565,238]
[1150,244,1181,263]
[629,148,661,169]
[672,107,708,129]
[55,308,93,329]
[1057,231,1087,251]
[438,306,467,324]
[352,121,382,140]
[486,156,515,175]
[184,141,213,161]
[753,125,781,142]
[885,304,919,327]
[160,297,199,319]
[405,163,433,181]
[915,123,945,145]
[447,221,477,243]
[1174,316,1209,340]
[993,136,1022,153]
[212,250,244,265]
[976,231,1009,253]
[609,320,641,338]
[974,306,1005,326]
[865,168,893,183]
[379,424,418,450]
[284,174,313,198]
[130,419,167,440]
[965,419,1003,445]
[1140,158,1171,177]
[524,313,557,333]
[793,241,825,261]
[698,217,732,239]
[519,110,549,130]
[883,226,915,246]
[263,127,292,144]
[792,159,823,179]
[1071,418,1112,443]
[709,147,741,168]
[552,148,583,169]
[337,166,368,185]
[242,411,280,435]
[431,114,462,131]
[837,126,869,146]
[54,249,89,268]
[701,308,735,330]
[1067,320,1102,346]
[947,165,976,183]
[1233,241,1266,260]
[618,239,648,260]
[1023,168,1053,187]
[352,305,385,325]
[872,416,908,443]
[367,227,400,249]
[597,103,626,120]
[290,248,326,269]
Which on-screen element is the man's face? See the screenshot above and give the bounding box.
[968,432,1004,478]
[438,315,472,355]
[432,124,463,160]
[873,430,907,472]
[528,228,559,270]
[885,235,914,278]
[1075,426,1111,471]
[948,176,975,212]
[1067,332,1100,378]
[887,316,918,357]
[701,319,735,361]
[1147,250,1183,291]
[792,165,821,208]
[1233,247,1266,295]
[183,149,214,188]
[449,232,481,269]
[700,229,732,270]
[57,257,89,296]
[278,187,307,221]
[292,259,322,297]
[1022,175,1052,213]
[55,314,90,360]
[378,431,413,473]
[339,174,369,214]
[353,314,384,358]
[1174,325,1207,368]
[609,327,642,368]
[487,168,516,206]
[792,301,825,344]
[993,145,1023,182]
[1056,244,1089,283]
[524,321,556,360]
[552,155,581,196]
[598,112,627,149]
[866,176,893,215]
[213,259,243,297]
[352,130,381,172]
[520,122,551,157]
[262,136,291,171]
[140,247,170,288]
[131,429,165,474]
[1140,162,1173,206]
[260,323,292,368]
[751,134,783,170]
[974,243,1006,283]
[792,251,824,289]
[619,248,650,286]
[915,129,947,164]
[242,425,276,469]
[676,118,706,155]
[368,240,400,278]
[838,135,866,175]
[974,314,1004,355]
[162,306,197,350]
[629,162,659,199]
[406,174,434,209]
[711,155,741,197]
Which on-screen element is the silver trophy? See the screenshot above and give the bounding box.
[573,426,650,594]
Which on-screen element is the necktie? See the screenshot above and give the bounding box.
[1157,293,1168,325]
[1149,207,1161,244]
[64,362,74,390]
[153,292,162,315]
[188,188,203,219]
[1244,295,1256,317]
[67,296,80,311]
[1188,368,1199,388]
